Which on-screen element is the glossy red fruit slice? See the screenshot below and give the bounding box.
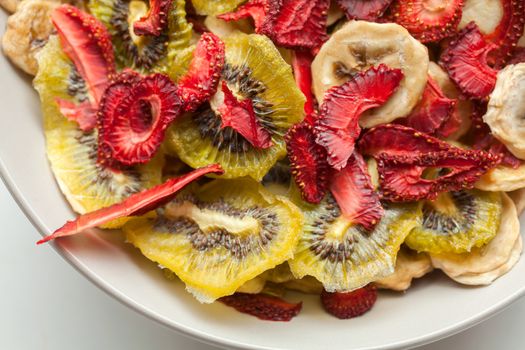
[220,293,302,321]
[399,77,457,137]
[440,22,498,99]
[98,73,182,166]
[336,0,393,20]
[261,0,330,50]
[217,0,273,30]
[178,32,225,112]
[55,99,98,132]
[51,5,115,104]
[285,121,330,203]
[37,164,223,244]
[217,81,273,149]
[388,0,464,43]
[133,0,173,36]
[315,64,403,170]
[484,0,525,67]
[330,152,383,230]
[292,50,316,118]
[321,285,377,319]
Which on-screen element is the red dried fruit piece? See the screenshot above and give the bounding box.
[217,81,273,149]
[484,0,525,67]
[55,99,98,132]
[178,32,225,112]
[320,285,377,319]
[292,50,316,118]
[37,164,224,244]
[330,152,383,230]
[315,64,403,170]
[98,73,182,166]
[376,150,501,201]
[399,77,457,137]
[219,0,330,50]
[51,5,115,104]
[439,22,498,99]
[508,47,525,65]
[217,0,273,30]
[285,121,330,203]
[219,293,302,322]
[336,0,393,21]
[388,0,464,43]
[133,0,173,36]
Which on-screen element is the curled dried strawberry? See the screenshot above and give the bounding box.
[330,152,383,230]
[220,293,302,321]
[219,0,330,50]
[292,50,316,118]
[37,164,224,244]
[133,0,173,36]
[315,64,403,170]
[484,0,525,67]
[217,81,273,149]
[98,73,182,166]
[178,32,225,112]
[388,0,464,43]
[56,99,98,132]
[440,23,498,99]
[321,285,377,319]
[51,5,115,104]
[359,124,501,202]
[285,121,330,203]
[336,0,393,21]
[399,77,457,137]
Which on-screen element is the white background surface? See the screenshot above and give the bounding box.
[1,179,525,350]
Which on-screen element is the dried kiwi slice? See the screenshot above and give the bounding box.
[88,0,192,78]
[166,33,305,180]
[405,190,502,254]
[289,190,420,292]
[34,36,163,228]
[190,0,245,15]
[124,178,303,303]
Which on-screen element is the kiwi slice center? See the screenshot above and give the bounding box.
[422,191,476,235]
[166,200,260,235]
[127,1,148,47]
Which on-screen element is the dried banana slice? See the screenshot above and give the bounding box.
[311,20,429,128]
[509,188,525,215]
[0,0,20,12]
[431,193,520,277]
[374,247,433,291]
[476,164,525,192]
[452,236,522,286]
[459,0,504,36]
[427,62,472,140]
[483,63,525,159]
[2,0,60,75]
[236,275,267,294]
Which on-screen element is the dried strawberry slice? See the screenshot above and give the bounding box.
[51,5,115,104]
[484,0,525,67]
[388,0,464,43]
[217,0,273,30]
[509,47,525,65]
[37,164,223,244]
[217,81,273,149]
[98,73,182,166]
[219,0,330,50]
[260,0,330,50]
[285,121,330,203]
[56,99,98,132]
[292,50,316,118]
[178,32,225,112]
[219,293,302,322]
[439,22,498,99]
[320,285,377,319]
[399,77,457,137]
[133,0,173,36]
[336,0,393,21]
[330,152,383,230]
[315,64,403,170]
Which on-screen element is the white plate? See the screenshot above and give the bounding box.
[1,11,525,350]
